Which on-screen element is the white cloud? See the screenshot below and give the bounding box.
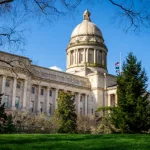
[49,66,63,71]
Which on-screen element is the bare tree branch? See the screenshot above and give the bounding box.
[0,0,13,5]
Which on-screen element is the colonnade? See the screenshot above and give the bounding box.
[0,75,89,116]
[67,48,107,67]
[1,75,28,111]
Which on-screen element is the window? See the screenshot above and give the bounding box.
[17,81,21,89]
[91,109,94,115]
[79,49,84,63]
[70,51,74,65]
[110,94,115,106]
[41,89,44,95]
[102,52,106,66]
[40,102,43,113]
[4,95,9,108]
[80,108,82,114]
[15,97,20,109]
[30,101,34,112]
[91,96,94,102]
[49,90,52,97]
[88,49,94,63]
[31,87,35,94]
[49,103,52,114]
[5,80,10,87]
[98,50,102,65]
[80,95,83,102]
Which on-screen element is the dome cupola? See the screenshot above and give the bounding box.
[66,10,108,76]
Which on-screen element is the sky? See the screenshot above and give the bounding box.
[2,1,150,89]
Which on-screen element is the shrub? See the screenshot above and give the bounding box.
[77,115,96,133]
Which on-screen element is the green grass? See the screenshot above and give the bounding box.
[0,134,150,150]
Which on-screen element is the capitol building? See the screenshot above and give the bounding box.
[0,10,117,116]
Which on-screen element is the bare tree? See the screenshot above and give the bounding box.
[108,0,150,32]
[0,0,82,72]
[0,0,82,50]
[0,0,150,68]
[0,0,150,49]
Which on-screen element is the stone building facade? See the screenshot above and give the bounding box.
[0,10,118,116]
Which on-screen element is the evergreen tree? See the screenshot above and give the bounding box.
[4,115,16,133]
[0,93,15,133]
[0,93,7,133]
[112,52,150,133]
[55,91,77,133]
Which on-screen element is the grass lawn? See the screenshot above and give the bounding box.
[0,134,150,150]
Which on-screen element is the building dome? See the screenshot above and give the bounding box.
[66,10,108,76]
[71,19,102,38]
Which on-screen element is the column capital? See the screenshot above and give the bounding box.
[1,74,7,77]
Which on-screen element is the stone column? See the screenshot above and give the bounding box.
[85,94,88,115]
[77,93,81,115]
[115,93,117,106]
[54,88,58,109]
[94,49,96,63]
[68,52,70,67]
[108,94,111,106]
[103,73,107,106]
[37,85,41,114]
[76,49,78,65]
[46,86,50,115]
[74,51,75,64]
[22,79,27,111]
[102,51,104,66]
[76,49,78,64]
[1,75,6,104]
[74,93,77,113]
[86,48,89,62]
[84,48,86,63]
[12,77,17,110]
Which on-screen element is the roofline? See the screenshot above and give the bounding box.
[0,50,32,62]
[32,64,89,80]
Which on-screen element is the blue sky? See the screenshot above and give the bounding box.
[2,1,150,89]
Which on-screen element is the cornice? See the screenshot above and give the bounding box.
[67,63,107,70]
[66,42,108,51]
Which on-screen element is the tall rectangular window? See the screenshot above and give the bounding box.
[79,49,84,63]
[17,81,21,89]
[80,95,83,102]
[5,80,10,87]
[49,90,52,97]
[31,87,35,94]
[30,101,34,112]
[15,97,20,109]
[49,103,52,115]
[91,109,94,115]
[41,89,44,95]
[70,51,74,65]
[98,50,102,65]
[40,102,43,113]
[4,95,9,108]
[102,52,105,66]
[80,108,83,114]
[88,49,94,63]
[110,94,115,106]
